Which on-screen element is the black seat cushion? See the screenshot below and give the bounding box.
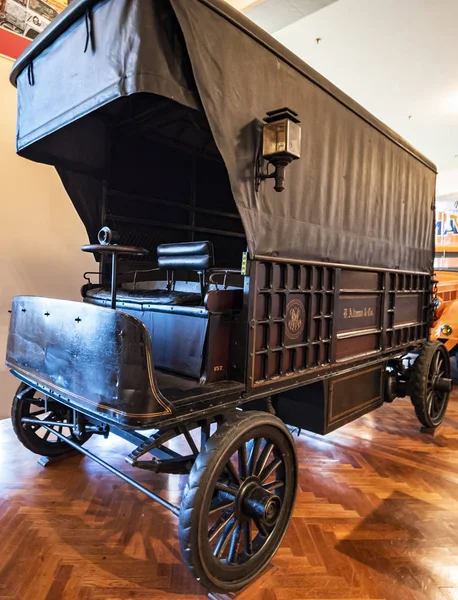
[157,241,214,271]
[85,287,202,307]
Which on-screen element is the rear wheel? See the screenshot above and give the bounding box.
[179,411,297,593]
[410,341,451,428]
[11,383,92,456]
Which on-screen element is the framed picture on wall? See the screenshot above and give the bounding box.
[0,0,68,60]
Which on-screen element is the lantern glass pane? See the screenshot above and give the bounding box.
[262,124,279,157]
[287,121,302,158]
[263,121,287,157]
[275,121,287,153]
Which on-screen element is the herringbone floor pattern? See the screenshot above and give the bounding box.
[2,394,458,599]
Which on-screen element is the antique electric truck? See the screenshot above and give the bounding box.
[5,0,452,593]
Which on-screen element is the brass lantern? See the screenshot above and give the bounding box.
[256,108,302,192]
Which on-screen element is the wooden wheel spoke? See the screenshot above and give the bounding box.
[227,523,242,563]
[260,457,283,484]
[214,517,237,558]
[244,521,253,555]
[215,482,238,497]
[209,499,235,516]
[433,392,443,412]
[29,409,46,417]
[254,518,268,538]
[238,443,248,480]
[224,458,241,486]
[255,442,274,477]
[208,510,234,543]
[264,480,285,492]
[433,351,441,374]
[248,438,262,475]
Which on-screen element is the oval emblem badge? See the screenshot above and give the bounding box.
[285,299,305,339]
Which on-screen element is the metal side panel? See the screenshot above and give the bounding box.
[5,296,172,427]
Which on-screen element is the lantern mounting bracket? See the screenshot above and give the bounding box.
[255,157,277,192]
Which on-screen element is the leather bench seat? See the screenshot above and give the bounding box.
[86,287,202,308]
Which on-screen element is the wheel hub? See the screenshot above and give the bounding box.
[236,477,281,526]
[432,376,453,394]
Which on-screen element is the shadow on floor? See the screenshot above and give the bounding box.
[336,491,458,598]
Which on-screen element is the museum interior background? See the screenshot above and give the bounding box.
[0,55,94,417]
[1,0,458,419]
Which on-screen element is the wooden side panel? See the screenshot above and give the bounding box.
[335,333,380,361]
[394,294,422,325]
[334,271,382,362]
[340,270,379,290]
[250,262,334,385]
[328,367,383,427]
[248,260,431,389]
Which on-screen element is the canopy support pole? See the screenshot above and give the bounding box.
[110,252,118,310]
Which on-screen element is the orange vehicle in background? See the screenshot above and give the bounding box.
[432,201,458,366]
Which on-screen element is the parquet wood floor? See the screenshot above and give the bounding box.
[2,393,458,600]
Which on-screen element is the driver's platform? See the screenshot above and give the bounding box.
[156,370,244,409]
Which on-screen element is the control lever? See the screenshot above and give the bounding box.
[81,228,148,309]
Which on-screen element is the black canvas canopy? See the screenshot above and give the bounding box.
[10,0,436,272]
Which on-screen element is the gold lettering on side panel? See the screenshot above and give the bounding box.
[343,306,375,319]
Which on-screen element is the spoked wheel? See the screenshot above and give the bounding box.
[179,411,297,593]
[11,383,92,456]
[410,341,452,428]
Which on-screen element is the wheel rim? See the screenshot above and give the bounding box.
[202,426,295,580]
[18,386,76,447]
[426,348,450,425]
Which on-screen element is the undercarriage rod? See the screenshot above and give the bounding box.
[40,424,180,517]
[21,417,100,431]
[22,418,76,428]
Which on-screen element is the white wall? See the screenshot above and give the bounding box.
[0,56,94,419]
[274,0,458,172]
[225,0,263,10]
[437,169,458,197]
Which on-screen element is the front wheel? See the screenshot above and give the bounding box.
[179,411,297,594]
[410,341,452,428]
[11,383,92,456]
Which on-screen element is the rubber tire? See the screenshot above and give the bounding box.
[11,383,92,457]
[179,410,297,594]
[410,341,451,428]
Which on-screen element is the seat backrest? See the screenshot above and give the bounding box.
[157,241,215,271]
